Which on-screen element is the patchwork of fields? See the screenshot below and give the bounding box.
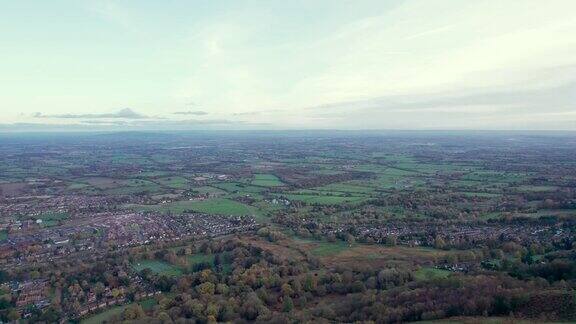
[1,133,575,323]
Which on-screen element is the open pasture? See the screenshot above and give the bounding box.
[213,182,265,193]
[194,186,227,195]
[251,173,284,187]
[280,193,367,205]
[316,244,462,268]
[312,181,376,194]
[460,171,528,184]
[38,212,69,227]
[130,198,258,216]
[414,267,452,281]
[132,259,182,277]
[155,176,190,189]
[516,185,559,192]
[79,177,125,190]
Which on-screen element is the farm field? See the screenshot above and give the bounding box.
[193,186,227,195]
[251,174,284,187]
[314,244,464,268]
[312,182,376,194]
[183,198,259,216]
[212,182,265,193]
[310,241,351,256]
[155,176,190,189]
[516,185,559,192]
[279,193,368,205]
[414,267,452,281]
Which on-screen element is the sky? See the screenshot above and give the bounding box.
[1,0,576,131]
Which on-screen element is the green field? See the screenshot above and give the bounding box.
[137,171,171,178]
[194,186,226,195]
[516,185,558,192]
[313,182,375,194]
[130,198,259,216]
[38,212,69,221]
[81,305,126,324]
[310,241,352,256]
[213,182,265,193]
[155,176,190,189]
[132,260,182,277]
[19,212,71,228]
[104,179,162,195]
[514,209,576,219]
[251,174,284,187]
[414,267,451,281]
[461,171,528,184]
[281,193,367,205]
[480,212,503,220]
[0,230,7,241]
[457,191,501,198]
[183,198,258,216]
[187,253,215,265]
[68,182,91,190]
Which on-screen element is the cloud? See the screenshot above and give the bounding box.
[80,120,129,125]
[174,0,576,129]
[33,108,148,119]
[233,112,261,117]
[310,77,576,114]
[138,119,239,125]
[4,0,576,130]
[302,76,576,130]
[232,109,287,117]
[0,123,105,132]
[173,111,209,116]
[0,118,271,132]
[133,119,273,128]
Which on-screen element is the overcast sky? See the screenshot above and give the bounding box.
[1,0,576,131]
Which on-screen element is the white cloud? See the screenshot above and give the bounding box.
[167,0,576,130]
[3,0,576,130]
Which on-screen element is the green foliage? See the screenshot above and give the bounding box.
[282,296,294,312]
